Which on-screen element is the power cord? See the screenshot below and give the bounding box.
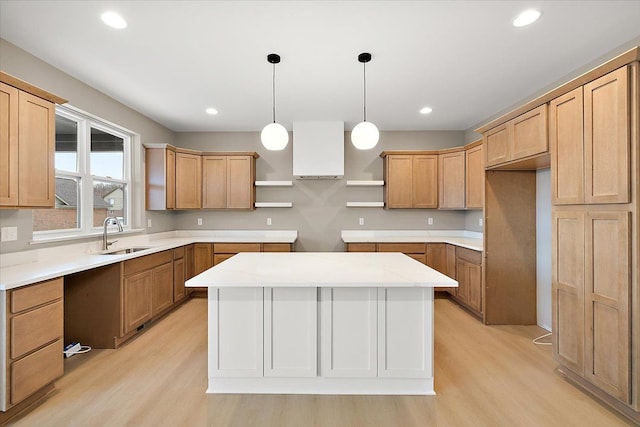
[533,332,552,346]
[64,342,92,358]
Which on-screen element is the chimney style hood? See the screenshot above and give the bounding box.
[293,121,344,179]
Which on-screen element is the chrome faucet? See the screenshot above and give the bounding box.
[103,216,124,250]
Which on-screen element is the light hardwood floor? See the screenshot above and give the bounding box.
[7,296,633,426]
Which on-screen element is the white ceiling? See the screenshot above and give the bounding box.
[1,1,639,133]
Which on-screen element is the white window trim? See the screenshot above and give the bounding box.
[32,104,143,243]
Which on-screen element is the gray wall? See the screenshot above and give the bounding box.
[174,131,470,251]
[0,39,176,253]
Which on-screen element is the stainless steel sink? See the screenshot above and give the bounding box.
[101,247,152,255]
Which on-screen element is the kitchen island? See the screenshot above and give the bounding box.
[186,252,457,395]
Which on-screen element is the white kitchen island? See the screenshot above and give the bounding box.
[185,252,457,395]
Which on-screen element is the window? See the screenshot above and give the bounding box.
[33,105,134,238]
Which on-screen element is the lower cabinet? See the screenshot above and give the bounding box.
[451,247,483,317]
[173,248,186,303]
[2,278,64,412]
[122,270,153,335]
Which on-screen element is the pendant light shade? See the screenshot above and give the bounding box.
[261,53,289,151]
[351,52,379,150]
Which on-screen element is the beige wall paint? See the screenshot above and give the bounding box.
[175,130,470,252]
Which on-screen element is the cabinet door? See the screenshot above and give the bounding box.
[426,243,447,275]
[413,155,438,208]
[510,104,548,161]
[552,211,585,374]
[484,124,509,167]
[377,288,432,378]
[173,257,185,302]
[175,152,202,209]
[18,91,55,207]
[152,262,173,316]
[385,155,413,208]
[445,244,457,296]
[550,88,585,205]
[264,287,317,377]
[202,155,227,208]
[210,287,263,378]
[123,270,153,334]
[321,287,377,378]
[455,259,469,305]
[438,151,465,209]
[465,144,484,209]
[584,211,630,403]
[0,82,18,206]
[227,156,254,209]
[466,263,483,314]
[193,243,213,275]
[166,149,176,209]
[584,66,630,204]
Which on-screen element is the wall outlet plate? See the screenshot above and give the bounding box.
[427,218,433,225]
[197,218,203,226]
[0,226,17,242]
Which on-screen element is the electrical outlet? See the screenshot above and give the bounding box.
[1,227,17,242]
[359,217,364,226]
[267,217,272,226]
[479,218,483,227]
[197,218,203,226]
[147,219,152,228]
[428,217,433,225]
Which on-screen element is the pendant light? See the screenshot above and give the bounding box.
[351,52,379,150]
[261,53,289,151]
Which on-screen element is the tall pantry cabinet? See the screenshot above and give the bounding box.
[550,60,639,421]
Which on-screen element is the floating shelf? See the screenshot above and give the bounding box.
[255,181,293,187]
[346,180,384,186]
[346,202,385,208]
[255,202,293,208]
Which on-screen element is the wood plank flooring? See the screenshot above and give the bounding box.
[6,297,633,426]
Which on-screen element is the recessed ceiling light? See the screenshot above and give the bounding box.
[205,108,219,115]
[513,9,541,27]
[419,107,433,115]
[101,11,127,29]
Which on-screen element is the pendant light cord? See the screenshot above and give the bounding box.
[272,62,276,124]
[363,61,367,122]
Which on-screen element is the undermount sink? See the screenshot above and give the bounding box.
[101,247,152,255]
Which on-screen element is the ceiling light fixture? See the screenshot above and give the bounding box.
[513,9,541,27]
[205,108,218,115]
[261,53,289,151]
[101,11,127,29]
[351,52,379,150]
[419,107,433,115]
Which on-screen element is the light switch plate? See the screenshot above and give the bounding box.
[1,226,18,242]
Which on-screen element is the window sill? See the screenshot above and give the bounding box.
[31,228,145,245]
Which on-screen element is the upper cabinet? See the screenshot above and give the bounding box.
[438,149,465,209]
[465,141,484,210]
[551,66,630,205]
[381,152,438,209]
[144,144,258,210]
[0,72,66,208]
[484,104,548,169]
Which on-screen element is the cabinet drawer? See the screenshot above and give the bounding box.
[123,250,173,276]
[214,243,261,253]
[347,243,377,252]
[173,246,185,259]
[377,243,425,254]
[213,254,235,265]
[407,254,426,264]
[11,278,63,314]
[11,339,63,404]
[11,300,63,359]
[262,243,292,252]
[456,247,482,265]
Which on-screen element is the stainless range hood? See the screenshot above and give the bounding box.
[293,121,344,179]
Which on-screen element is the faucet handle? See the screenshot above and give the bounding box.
[106,239,118,248]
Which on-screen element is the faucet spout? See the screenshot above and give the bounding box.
[103,216,124,251]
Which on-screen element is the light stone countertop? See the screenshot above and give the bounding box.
[0,230,297,291]
[341,230,483,251]
[186,252,458,288]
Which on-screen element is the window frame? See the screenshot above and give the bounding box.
[32,104,138,241]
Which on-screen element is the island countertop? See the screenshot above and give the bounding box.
[185,252,458,288]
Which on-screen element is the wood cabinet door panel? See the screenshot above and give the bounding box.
[17,91,54,207]
[173,257,185,302]
[175,152,202,209]
[262,243,292,252]
[413,155,438,208]
[484,124,509,167]
[202,156,227,208]
[584,211,630,403]
[227,156,254,209]
[193,243,213,275]
[213,254,234,265]
[151,262,174,316]
[346,243,377,252]
[11,278,63,313]
[166,149,176,209]
[552,211,585,374]
[584,66,630,204]
[385,155,413,208]
[465,144,483,209]
[123,270,153,334]
[0,82,18,206]
[10,339,63,405]
[467,263,483,314]
[510,104,548,160]
[11,300,63,359]
[550,88,585,205]
[426,243,447,274]
[438,151,465,209]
